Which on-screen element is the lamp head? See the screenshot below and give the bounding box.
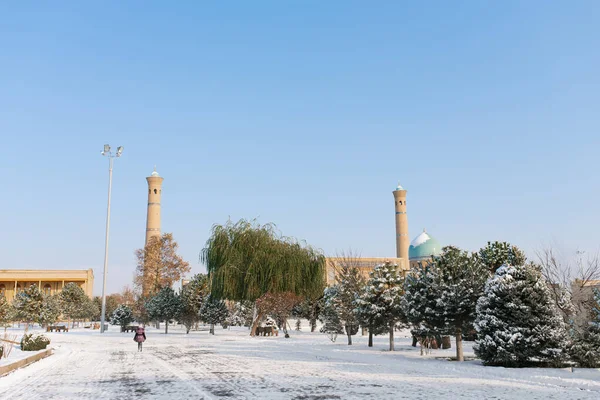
[103,144,111,153]
[116,146,124,157]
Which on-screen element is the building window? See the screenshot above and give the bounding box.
[154,189,157,194]
[43,284,51,296]
[0,284,5,298]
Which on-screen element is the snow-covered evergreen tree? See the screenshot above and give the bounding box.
[0,295,12,328]
[403,260,440,347]
[321,265,364,345]
[474,263,569,367]
[433,246,488,361]
[319,286,344,341]
[226,301,254,328]
[40,294,61,327]
[12,284,44,330]
[199,295,229,335]
[355,262,405,350]
[59,283,88,328]
[145,287,182,334]
[179,274,208,333]
[569,288,600,367]
[110,304,134,329]
[479,241,526,274]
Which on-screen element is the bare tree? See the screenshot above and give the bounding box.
[537,246,600,329]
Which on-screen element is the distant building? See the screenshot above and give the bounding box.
[408,229,442,268]
[325,183,442,285]
[0,269,94,302]
[325,257,404,285]
[145,167,164,246]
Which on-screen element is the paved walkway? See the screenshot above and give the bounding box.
[1,327,599,399]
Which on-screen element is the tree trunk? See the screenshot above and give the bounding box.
[346,326,352,345]
[250,312,263,336]
[368,331,373,347]
[165,321,168,334]
[456,328,464,361]
[389,324,395,351]
[210,323,215,335]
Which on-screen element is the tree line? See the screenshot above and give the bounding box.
[318,241,600,368]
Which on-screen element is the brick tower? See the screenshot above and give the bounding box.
[393,183,409,266]
[145,167,164,246]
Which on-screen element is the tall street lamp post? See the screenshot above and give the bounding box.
[100,144,123,333]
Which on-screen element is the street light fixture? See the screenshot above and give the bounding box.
[100,144,123,333]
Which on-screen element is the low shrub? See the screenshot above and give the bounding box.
[20,333,51,351]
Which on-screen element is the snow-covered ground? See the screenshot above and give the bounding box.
[0,324,598,399]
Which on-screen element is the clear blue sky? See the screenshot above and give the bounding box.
[1,2,598,295]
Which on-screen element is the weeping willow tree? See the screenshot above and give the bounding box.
[200,219,326,335]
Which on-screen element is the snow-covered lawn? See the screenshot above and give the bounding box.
[0,325,598,399]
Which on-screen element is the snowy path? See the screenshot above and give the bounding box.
[0,326,599,399]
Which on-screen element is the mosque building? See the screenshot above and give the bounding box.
[325,183,442,285]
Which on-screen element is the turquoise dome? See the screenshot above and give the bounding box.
[409,230,442,260]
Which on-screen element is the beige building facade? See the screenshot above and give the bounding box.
[145,167,164,246]
[0,269,94,302]
[325,257,406,285]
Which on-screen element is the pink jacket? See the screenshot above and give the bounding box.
[134,327,146,343]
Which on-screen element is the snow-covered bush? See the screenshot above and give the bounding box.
[110,305,134,328]
[21,333,51,351]
[474,263,569,367]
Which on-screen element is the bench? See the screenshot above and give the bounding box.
[46,325,69,332]
[256,326,279,336]
[121,325,138,333]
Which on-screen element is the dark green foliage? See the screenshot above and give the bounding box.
[40,295,62,327]
[320,265,364,345]
[474,263,569,367]
[180,274,209,333]
[199,295,229,335]
[12,284,44,329]
[569,288,600,367]
[479,241,526,273]
[201,219,326,301]
[59,283,88,325]
[110,305,134,328]
[145,287,182,334]
[21,333,51,351]
[355,262,406,350]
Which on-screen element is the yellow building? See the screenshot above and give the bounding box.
[0,269,94,302]
[325,257,405,285]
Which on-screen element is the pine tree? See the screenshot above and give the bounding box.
[569,288,600,367]
[199,295,229,335]
[226,301,254,327]
[110,304,134,329]
[403,260,441,350]
[355,262,405,350]
[40,294,61,327]
[179,274,209,333]
[12,284,44,331]
[479,241,526,274]
[145,287,182,334]
[474,263,569,367]
[319,286,344,341]
[323,264,364,345]
[59,283,88,328]
[0,296,12,329]
[432,246,488,361]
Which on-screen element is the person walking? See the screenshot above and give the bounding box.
[134,326,146,352]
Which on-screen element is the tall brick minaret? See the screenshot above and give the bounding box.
[145,167,163,246]
[393,183,409,266]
